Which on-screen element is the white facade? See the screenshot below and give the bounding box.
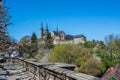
[73,37,86,44]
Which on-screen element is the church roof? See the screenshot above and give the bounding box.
[74,34,86,38]
[66,35,74,40]
[52,31,58,35]
[52,31,65,35]
[58,31,65,34]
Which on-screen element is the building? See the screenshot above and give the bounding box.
[39,23,86,44]
[102,64,120,80]
[73,35,86,44]
[40,22,49,40]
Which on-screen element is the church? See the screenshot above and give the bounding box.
[39,23,86,44]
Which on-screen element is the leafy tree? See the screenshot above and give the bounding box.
[18,35,31,57]
[20,35,31,43]
[49,44,79,64]
[104,34,120,66]
[76,58,106,77]
[83,40,105,49]
[30,32,38,57]
[0,0,11,52]
[45,32,53,49]
[31,33,37,43]
[49,44,93,64]
[49,44,106,76]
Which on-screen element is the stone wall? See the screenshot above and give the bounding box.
[10,58,104,80]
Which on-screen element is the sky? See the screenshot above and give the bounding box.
[5,0,120,41]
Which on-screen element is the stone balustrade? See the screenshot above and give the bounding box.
[7,58,104,80]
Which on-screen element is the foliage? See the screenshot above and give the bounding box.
[76,48,92,65]
[19,33,38,58]
[49,44,92,64]
[49,44,79,64]
[49,44,107,76]
[31,33,37,43]
[20,35,31,43]
[18,35,31,57]
[49,34,120,76]
[104,34,120,67]
[76,58,106,77]
[30,32,38,57]
[83,40,105,49]
[19,44,31,57]
[44,32,53,49]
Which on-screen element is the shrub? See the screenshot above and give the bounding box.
[76,58,106,77]
[49,44,79,64]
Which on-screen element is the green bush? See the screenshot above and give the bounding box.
[76,58,106,77]
[49,44,80,64]
[49,44,94,65]
[49,44,107,77]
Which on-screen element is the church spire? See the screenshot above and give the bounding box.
[40,21,43,30]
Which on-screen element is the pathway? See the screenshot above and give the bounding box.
[0,62,35,80]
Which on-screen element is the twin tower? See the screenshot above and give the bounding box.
[40,22,49,40]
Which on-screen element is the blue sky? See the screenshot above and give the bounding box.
[6,0,120,41]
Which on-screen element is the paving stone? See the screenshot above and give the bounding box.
[0,63,34,80]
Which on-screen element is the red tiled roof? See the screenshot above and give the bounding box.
[103,64,120,80]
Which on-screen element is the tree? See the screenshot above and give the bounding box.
[49,44,92,64]
[18,35,31,56]
[76,58,106,77]
[49,44,80,63]
[20,35,31,43]
[31,33,37,43]
[30,32,38,57]
[0,0,11,52]
[83,40,105,49]
[49,44,106,76]
[104,34,120,66]
[44,32,53,49]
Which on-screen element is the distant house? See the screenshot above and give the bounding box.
[73,35,86,44]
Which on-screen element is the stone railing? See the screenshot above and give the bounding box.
[7,58,104,80]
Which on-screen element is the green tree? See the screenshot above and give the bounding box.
[20,35,31,43]
[49,44,106,76]
[76,58,106,77]
[49,44,79,63]
[45,32,53,49]
[104,34,120,66]
[31,33,37,43]
[83,40,105,49]
[18,35,31,57]
[30,32,38,57]
[49,44,93,64]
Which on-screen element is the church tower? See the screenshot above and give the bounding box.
[40,22,44,40]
